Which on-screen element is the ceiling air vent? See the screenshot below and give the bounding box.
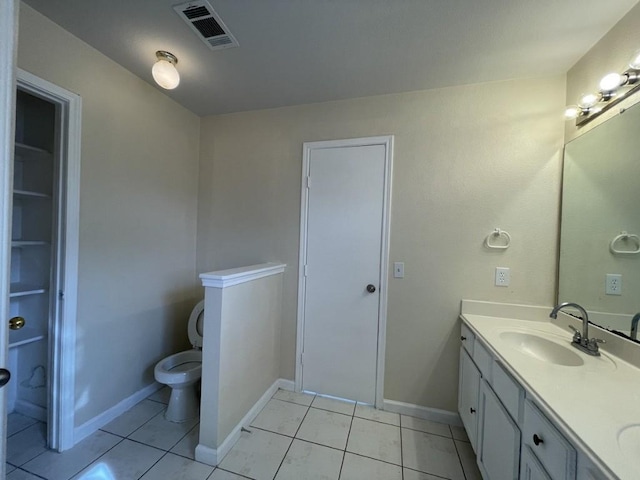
[173,1,239,51]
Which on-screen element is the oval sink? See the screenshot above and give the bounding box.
[499,331,584,366]
[617,424,640,461]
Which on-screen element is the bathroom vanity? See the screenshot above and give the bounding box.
[458,300,640,480]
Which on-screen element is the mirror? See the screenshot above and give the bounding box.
[559,102,640,341]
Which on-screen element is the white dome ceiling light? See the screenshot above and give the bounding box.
[152,51,180,90]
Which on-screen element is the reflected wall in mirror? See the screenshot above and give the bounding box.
[559,102,640,341]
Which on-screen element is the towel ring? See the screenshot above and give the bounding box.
[485,228,511,250]
[610,231,640,255]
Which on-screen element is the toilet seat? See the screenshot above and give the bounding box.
[188,300,204,349]
[154,349,202,385]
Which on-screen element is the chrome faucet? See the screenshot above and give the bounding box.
[631,313,640,340]
[550,302,603,356]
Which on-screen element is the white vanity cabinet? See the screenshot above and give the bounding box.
[459,321,581,480]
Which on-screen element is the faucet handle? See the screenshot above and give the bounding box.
[568,325,581,342]
[587,337,605,353]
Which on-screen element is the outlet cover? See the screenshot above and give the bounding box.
[495,267,510,287]
[605,274,622,295]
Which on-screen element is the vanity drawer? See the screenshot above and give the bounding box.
[523,400,576,480]
[460,322,475,355]
[491,360,523,422]
[473,339,492,379]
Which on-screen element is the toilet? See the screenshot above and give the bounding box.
[154,300,204,422]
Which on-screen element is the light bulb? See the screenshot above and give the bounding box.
[152,51,180,90]
[599,72,622,91]
[577,93,599,109]
[564,106,580,120]
[629,49,640,70]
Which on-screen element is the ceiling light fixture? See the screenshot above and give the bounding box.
[565,49,640,126]
[152,51,180,90]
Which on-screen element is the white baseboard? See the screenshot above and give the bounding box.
[196,378,292,466]
[383,399,462,426]
[15,399,47,422]
[74,382,163,444]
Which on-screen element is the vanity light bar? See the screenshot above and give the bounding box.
[565,49,640,126]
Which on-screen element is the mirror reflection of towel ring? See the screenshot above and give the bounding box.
[610,231,640,255]
[485,228,511,250]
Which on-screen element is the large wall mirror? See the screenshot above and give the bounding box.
[559,102,640,341]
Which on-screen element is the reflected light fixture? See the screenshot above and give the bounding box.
[565,48,640,126]
[152,51,180,90]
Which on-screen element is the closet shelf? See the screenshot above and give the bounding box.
[14,142,52,158]
[13,189,51,199]
[11,240,50,247]
[10,283,47,298]
[9,326,47,348]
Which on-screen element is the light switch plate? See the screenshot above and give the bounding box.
[393,262,404,278]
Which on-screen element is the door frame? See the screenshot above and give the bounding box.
[0,0,19,473]
[15,69,82,451]
[295,135,393,408]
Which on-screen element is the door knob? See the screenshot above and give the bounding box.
[366,284,376,293]
[0,368,10,387]
[9,316,25,330]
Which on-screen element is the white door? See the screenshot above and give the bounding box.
[0,0,19,473]
[298,137,392,405]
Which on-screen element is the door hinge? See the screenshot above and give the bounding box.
[304,264,308,277]
[58,290,64,299]
[300,352,304,365]
[306,176,311,189]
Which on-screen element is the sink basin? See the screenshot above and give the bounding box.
[617,424,640,461]
[499,331,584,366]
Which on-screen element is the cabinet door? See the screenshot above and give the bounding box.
[521,446,552,480]
[477,380,521,480]
[458,347,480,452]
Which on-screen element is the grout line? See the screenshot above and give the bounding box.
[399,419,404,480]
[212,466,255,479]
[400,425,454,440]
[403,465,452,480]
[53,436,127,480]
[452,438,470,480]
[135,450,169,480]
[338,413,356,479]
[13,468,48,480]
[270,399,312,479]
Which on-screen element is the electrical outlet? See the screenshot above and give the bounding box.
[605,274,622,295]
[495,267,510,287]
[393,262,404,278]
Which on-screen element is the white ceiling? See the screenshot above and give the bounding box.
[23,0,640,116]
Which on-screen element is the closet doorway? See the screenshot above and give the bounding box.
[4,69,81,462]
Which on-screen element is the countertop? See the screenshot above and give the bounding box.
[460,300,640,480]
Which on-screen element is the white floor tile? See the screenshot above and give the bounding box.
[346,417,401,466]
[170,424,199,459]
[7,469,42,480]
[296,408,351,450]
[311,396,355,416]
[339,452,402,480]
[250,399,308,436]
[209,469,252,480]
[7,413,39,437]
[401,415,451,438]
[450,425,470,442]
[354,404,400,426]
[275,439,343,480]
[272,389,315,406]
[401,429,465,480]
[101,399,166,437]
[219,428,292,480]
[147,386,171,404]
[21,430,121,480]
[402,468,445,480]
[71,439,164,479]
[140,452,214,480]
[6,422,47,466]
[129,410,198,450]
[455,439,482,480]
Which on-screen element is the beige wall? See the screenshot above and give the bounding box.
[197,76,566,411]
[17,5,201,426]
[566,2,640,142]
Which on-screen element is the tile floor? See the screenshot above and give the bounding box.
[6,387,481,480]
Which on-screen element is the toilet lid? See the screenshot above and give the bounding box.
[188,300,205,348]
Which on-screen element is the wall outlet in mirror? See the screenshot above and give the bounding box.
[606,274,622,295]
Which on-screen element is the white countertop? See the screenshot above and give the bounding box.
[460,300,640,480]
